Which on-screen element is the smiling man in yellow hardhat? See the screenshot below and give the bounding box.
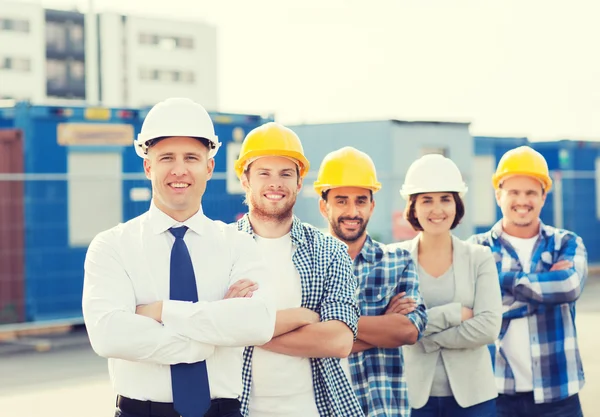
[315,146,428,417]
[233,123,364,417]
[470,145,588,417]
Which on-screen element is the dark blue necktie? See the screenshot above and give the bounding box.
[169,226,211,417]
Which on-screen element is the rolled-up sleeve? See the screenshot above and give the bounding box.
[320,245,360,339]
[401,257,428,338]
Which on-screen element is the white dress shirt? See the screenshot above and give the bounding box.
[82,202,276,403]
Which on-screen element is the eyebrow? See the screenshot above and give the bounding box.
[334,195,369,200]
[157,151,203,158]
[256,168,295,173]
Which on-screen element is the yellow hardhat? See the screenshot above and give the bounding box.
[234,122,310,178]
[492,146,552,192]
[313,146,382,195]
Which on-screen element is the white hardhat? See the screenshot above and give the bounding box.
[134,97,221,159]
[400,154,468,200]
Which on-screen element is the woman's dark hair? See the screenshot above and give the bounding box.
[404,192,465,231]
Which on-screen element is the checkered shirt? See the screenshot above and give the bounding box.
[237,214,363,416]
[469,220,588,404]
[348,235,427,417]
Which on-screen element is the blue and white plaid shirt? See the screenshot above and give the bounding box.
[349,235,428,417]
[469,220,588,404]
[237,215,364,417]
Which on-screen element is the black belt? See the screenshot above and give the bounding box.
[116,395,241,417]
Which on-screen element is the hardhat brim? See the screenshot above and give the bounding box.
[314,182,382,195]
[492,171,552,192]
[235,150,310,178]
[400,186,468,200]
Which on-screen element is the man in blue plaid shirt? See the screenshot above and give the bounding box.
[233,123,364,417]
[314,146,428,417]
[469,146,587,417]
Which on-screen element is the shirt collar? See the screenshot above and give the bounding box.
[238,213,306,246]
[148,200,206,236]
[490,218,549,240]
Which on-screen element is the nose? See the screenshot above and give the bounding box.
[515,192,528,205]
[170,158,188,177]
[432,201,444,214]
[346,201,359,217]
[267,177,284,189]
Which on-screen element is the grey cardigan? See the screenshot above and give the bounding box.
[395,234,502,409]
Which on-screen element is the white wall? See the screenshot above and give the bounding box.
[98,14,218,109]
[97,12,125,107]
[0,0,46,102]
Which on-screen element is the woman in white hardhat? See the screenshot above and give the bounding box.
[394,154,502,417]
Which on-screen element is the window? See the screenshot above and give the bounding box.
[139,68,195,84]
[69,24,84,52]
[0,18,30,33]
[69,60,85,81]
[0,57,31,72]
[181,71,195,83]
[46,59,68,89]
[138,33,194,50]
[46,21,67,52]
[138,33,153,44]
[177,37,194,49]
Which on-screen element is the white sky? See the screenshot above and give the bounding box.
[13,0,600,141]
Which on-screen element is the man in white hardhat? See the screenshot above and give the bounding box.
[314,146,428,417]
[82,97,277,417]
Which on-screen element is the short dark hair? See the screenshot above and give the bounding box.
[321,189,373,201]
[404,192,465,231]
[147,136,212,152]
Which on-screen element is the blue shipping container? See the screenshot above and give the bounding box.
[0,101,272,323]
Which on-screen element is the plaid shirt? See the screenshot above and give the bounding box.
[349,236,427,417]
[237,215,363,417]
[469,220,588,404]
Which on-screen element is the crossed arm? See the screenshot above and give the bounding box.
[418,250,502,353]
[254,246,360,359]
[352,259,428,353]
[82,231,276,365]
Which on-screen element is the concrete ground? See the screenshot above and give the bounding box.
[0,275,599,417]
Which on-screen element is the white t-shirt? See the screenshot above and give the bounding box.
[248,233,320,417]
[501,233,538,392]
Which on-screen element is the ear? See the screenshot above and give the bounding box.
[494,188,502,207]
[295,175,304,194]
[240,172,250,192]
[206,158,215,180]
[143,158,151,180]
[319,198,328,219]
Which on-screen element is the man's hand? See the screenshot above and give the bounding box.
[461,306,473,322]
[224,279,258,299]
[298,307,321,325]
[136,301,163,323]
[550,260,573,271]
[385,292,417,315]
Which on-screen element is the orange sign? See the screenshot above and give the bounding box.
[57,123,134,146]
